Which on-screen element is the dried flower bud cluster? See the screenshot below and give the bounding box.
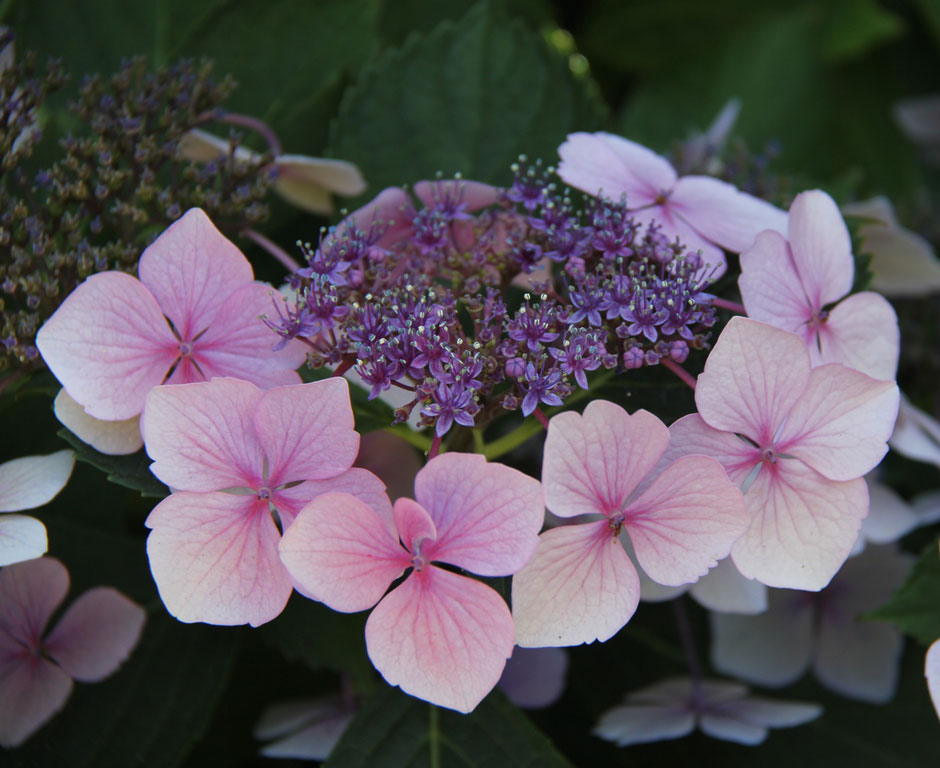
[0,44,274,372]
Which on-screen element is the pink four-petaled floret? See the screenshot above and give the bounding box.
[511,400,749,648]
[141,376,387,627]
[278,452,544,713]
[556,131,788,279]
[667,317,899,590]
[37,208,306,422]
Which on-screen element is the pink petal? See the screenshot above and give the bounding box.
[413,179,499,211]
[258,700,354,759]
[44,587,145,682]
[670,175,788,253]
[927,640,940,721]
[53,389,143,456]
[393,498,438,554]
[0,556,68,647]
[0,515,48,567]
[337,186,414,247]
[593,703,695,746]
[630,206,728,280]
[696,317,811,446]
[738,230,813,333]
[272,468,393,533]
[688,557,767,614]
[814,292,900,381]
[556,132,676,207]
[787,190,854,308]
[137,208,254,340]
[274,156,366,214]
[814,544,912,702]
[777,364,898,481]
[543,401,669,518]
[890,393,940,468]
[254,379,358,486]
[145,491,290,626]
[709,589,814,686]
[0,652,73,748]
[511,522,640,647]
[413,453,543,576]
[189,282,306,388]
[36,272,178,420]
[141,379,265,492]
[278,492,407,612]
[625,456,748,586]
[365,567,515,713]
[664,414,760,483]
[497,646,568,709]
[861,479,919,547]
[731,464,868,591]
[0,450,75,512]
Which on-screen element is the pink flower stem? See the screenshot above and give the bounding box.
[332,358,354,378]
[673,596,703,705]
[241,228,302,273]
[661,358,697,390]
[532,407,550,429]
[710,297,747,314]
[428,433,443,461]
[210,111,284,157]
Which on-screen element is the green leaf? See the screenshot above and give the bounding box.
[329,0,607,192]
[260,594,373,691]
[299,365,397,434]
[11,0,380,153]
[6,613,241,768]
[325,685,574,768]
[58,427,168,499]
[819,0,905,61]
[867,538,940,644]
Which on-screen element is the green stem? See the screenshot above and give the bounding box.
[472,428,485,454]
[482,371,614,460]
[429,704,440,768]
[383,424,432,452]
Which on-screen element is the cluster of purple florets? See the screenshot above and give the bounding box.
[265,160,717,437]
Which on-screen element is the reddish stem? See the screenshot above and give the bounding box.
[662,358,697,390]
[428,433,442,461]
[532,407,550,429]
[710,297,747,314]
[242,228,301,273]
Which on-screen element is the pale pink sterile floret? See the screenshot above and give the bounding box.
[36,208,306,422]
[927,639,940,722]
[511,400,748,648]
[141,377,387,628]
[556,131,788,280]
[0,557,145,747]
[278,453,544,713]
[739,189,900,381]
[710,544,913,703]
[0,449,75,566]
[666,317,899,591]
[593,677,821,747]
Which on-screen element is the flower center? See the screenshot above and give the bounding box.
[608,512,625,537]
[256,486,272,501]
[761,447,777,465]
[807,309,829,331]
[178,340,194,357]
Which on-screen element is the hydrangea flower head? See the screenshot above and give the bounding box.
[511,400,748,647]
[0,557,145,747]
[668,317,899,590]
[278,453,544,713]
[141,377,386,627]
[37,208,306,421]
[739,189,900,380]
[557,132,788,279]
[0,449,74,566]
